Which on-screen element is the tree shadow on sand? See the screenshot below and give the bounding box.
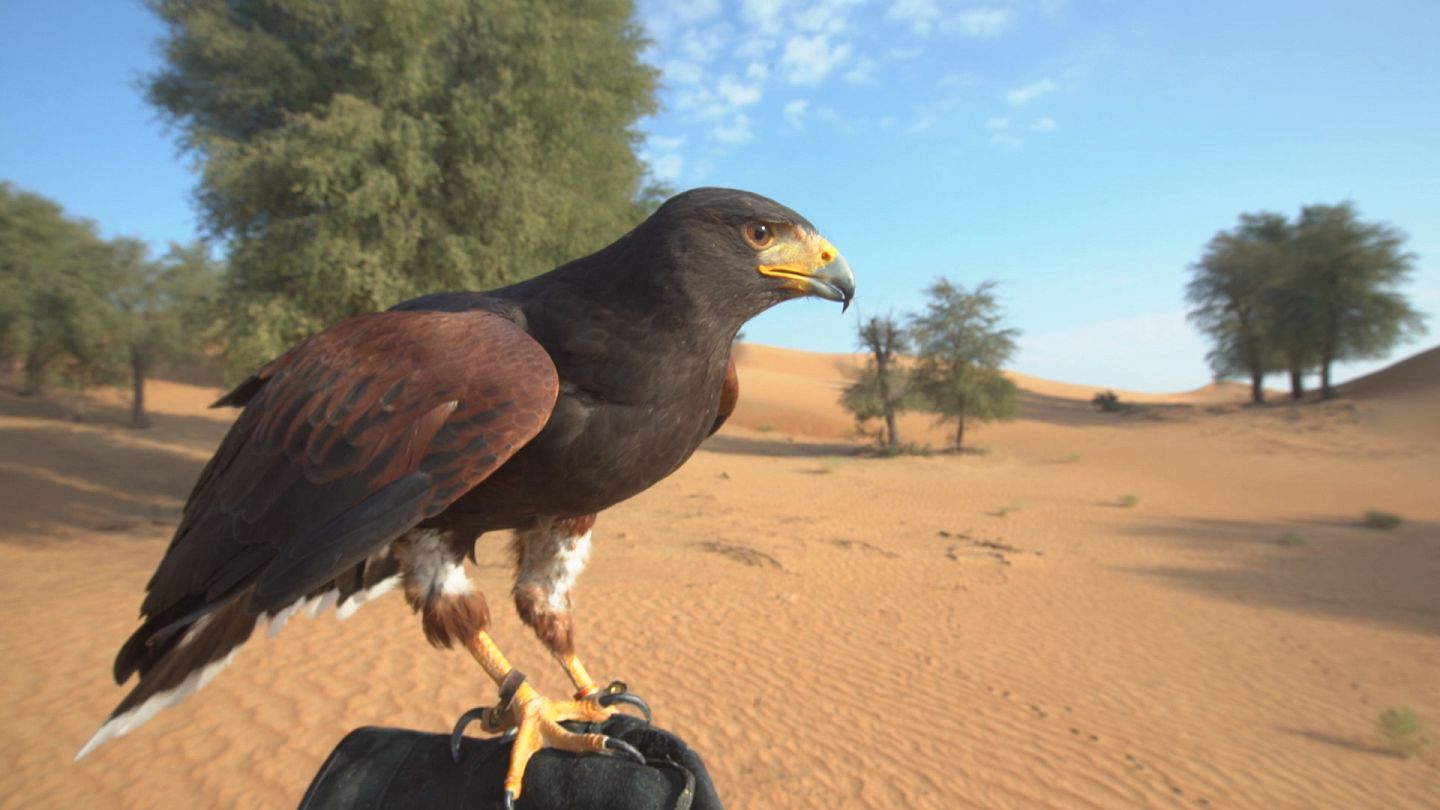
[0,387,232,546]
[1117,516,1440,637]
[700,432,854,458]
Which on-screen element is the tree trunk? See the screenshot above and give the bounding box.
[954,414,965,451]
[130,349,150,428]
[1319,338,1336,399]
[884,409,900,451]
[875,350,900,450]
[1288,368,1305,399]
[1249,371,1265,405]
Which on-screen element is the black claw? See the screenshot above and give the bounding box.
[450,706,490,763]
[597,691,653,724]
[502,789,515,810]
[604,737,646,765]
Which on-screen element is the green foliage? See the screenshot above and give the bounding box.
[0,183,126,398]
[909,279,1019,451]
[1,184,222,423]
[1291,203,1427,397]
[1377,706,1428,758]
[1186,212,1292,404]
[145,0,661,373]
[1117,493,1140,508]
[1275,531,1305,547]
[841,313,915,451]
[1362,510,1403,530]
[1186,203,1426,402]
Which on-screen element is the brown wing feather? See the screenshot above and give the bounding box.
[708,354,739,436]
[116,309,557,682]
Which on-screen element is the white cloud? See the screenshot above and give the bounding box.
[990,131,1023,148]
[717,75,763,107]
[742,0,790,37]
[664,59,704,86]
[781,33,853,85]
[1032,116,1057,132]
[784,99,810,129]
[745,62,769,81]
[944,8,1013,38]
[642,135,686,184]
[678,26,728,63]
[712,112,754,144]
[887,0,940,35]
[1006,77,1058,105]
[985,116,1010,129]
[844,56,878,85]
[674,0,722,24]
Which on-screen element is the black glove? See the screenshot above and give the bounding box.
[298,713,723,810]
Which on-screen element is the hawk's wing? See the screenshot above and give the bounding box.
[116,309,558,683]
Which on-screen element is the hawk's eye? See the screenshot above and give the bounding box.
[742,222,775,249]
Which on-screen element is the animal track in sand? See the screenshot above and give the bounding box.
[695,540,784,569]
[827,538,899,558]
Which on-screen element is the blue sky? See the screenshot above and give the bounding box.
[3,1,1437,392]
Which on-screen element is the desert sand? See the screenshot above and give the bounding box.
[2,345,1438,808]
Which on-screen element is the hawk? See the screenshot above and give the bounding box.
[79,188,854,805]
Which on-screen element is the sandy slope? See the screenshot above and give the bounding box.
[2,348,1437,809]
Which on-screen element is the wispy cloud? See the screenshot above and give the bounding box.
[784,98,810,130]
[888,1,1013,38]
[781,33,853,85]
[886,0,940,35]
[712,113,755,144]
[642,135,687,184]
[1032,116,1057,132]
[945,8,1013,38]
[1006,77,1058,105]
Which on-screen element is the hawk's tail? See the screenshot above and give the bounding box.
[76,552,404,760]
[76,590,258,760]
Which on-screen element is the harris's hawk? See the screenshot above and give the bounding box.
[78,188,854,804]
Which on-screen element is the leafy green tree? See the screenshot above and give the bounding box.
[909,280,1019,451]
[111,240,224,427]
[1290,203,1427,398]
[841,313,912,452]
[1185,212,1292,404]
[0,184,124,403]
[145,0,661,373]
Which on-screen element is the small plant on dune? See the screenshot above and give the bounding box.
[1118,493,1140,508]
[1065,451,1082,463]
[1275,531,1305,547]
[1377,706,1428,758]
[1093,390,1127,412]
[1363,510,1403,530]
[995,501,1024,517]
[757,423,775,433]
[816,458,844,474]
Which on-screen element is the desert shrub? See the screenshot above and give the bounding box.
[1275,531,1305,547]
[1363,510,1403,530]
[1118,493,1140,508]
[1377,706,1428,758]
[1093,390,1125,412]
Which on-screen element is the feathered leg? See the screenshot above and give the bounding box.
[404,527,640,806]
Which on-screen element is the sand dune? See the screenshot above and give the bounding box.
[2,347,1438,808]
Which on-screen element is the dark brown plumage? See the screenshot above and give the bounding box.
[79,188,854,785]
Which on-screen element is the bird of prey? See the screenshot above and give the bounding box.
[78,188,854,804]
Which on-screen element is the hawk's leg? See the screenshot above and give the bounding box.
[511,516,607,698]
[398,529,641,805]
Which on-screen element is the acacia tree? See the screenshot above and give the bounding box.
[110,240,223,427]
[1290,203,1426,398]
[841,313,911,452]
[909,280,1019,451]
[1185,212,1291,404]
[145,0,661,373]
